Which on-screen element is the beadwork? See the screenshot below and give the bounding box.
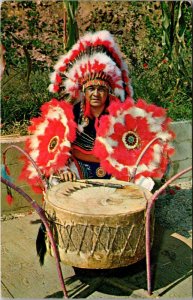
[48,136,60,153]
[122,131,140,150]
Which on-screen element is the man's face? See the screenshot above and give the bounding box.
[85,85,108,108]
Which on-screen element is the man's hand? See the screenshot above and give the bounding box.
[58,170,77,182]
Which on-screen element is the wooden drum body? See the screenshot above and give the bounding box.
[44,179,154,269]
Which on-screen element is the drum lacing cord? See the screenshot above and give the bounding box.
[144,166,192,296]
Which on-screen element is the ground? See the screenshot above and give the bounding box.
[1,181,192,298]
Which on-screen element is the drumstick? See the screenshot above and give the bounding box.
[84,180,124,189]
[51,176,124,189]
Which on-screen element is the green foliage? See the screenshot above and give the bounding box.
[1,1,64,135]
[1,1,64,75]
[63,1,79,50]
[160,1,191,83]
[1,70,51,135]
[1,1,192,136]
[122,1,191,121]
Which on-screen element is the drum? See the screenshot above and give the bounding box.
[44,179,154,269]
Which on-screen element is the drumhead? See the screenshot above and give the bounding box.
[45,179,152,216]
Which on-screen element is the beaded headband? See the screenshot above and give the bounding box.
[83,79,110,92]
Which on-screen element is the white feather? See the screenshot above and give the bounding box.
[30,136,39,150]
[49,71,57,83]
[30,149,39,161]
[157,131,172,142]
[54,55,67,71]
[48,83,55,92]
[27,164,38,179]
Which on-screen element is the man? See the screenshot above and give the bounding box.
[48,30,133,182]
[21,30,173,191]
[59,83,111,181]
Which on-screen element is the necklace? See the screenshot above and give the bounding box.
[80,100,90,127]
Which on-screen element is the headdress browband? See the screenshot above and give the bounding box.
[83,79,110,92]
[81,71,112,92]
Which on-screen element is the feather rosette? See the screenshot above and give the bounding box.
[93,98,175,183]
[19,99,77,193]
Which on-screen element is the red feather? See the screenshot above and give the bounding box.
[6,194,14,206]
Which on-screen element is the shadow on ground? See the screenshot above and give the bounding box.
[45,224,192,298]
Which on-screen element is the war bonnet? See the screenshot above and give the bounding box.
[49,30,133,103]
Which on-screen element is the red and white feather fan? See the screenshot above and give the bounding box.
[19,99,77,193]
[93,98,175,183]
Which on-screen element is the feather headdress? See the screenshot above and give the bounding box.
[48,30,133,102]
